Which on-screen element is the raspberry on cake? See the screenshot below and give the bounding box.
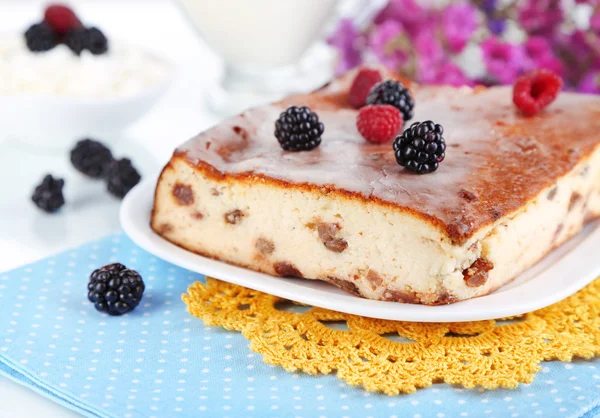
[151,67,600,305]
[348,68,383,108]
[356,105,402,144]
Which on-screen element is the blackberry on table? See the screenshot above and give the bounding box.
[87,263,145,316]
[274,106,324,151]
[24,22,58,52]
[393,120,446,174]
[366,80,415,122]
[64,28,87,55]
[70,138,114,178]
[85,27,108,55]
[31,174,65,213]
[106,158,141,198]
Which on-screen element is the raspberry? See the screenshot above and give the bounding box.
[44,4,81,35]
[356,105,402,144]
[348,68,383,108]
[513,69,563,117]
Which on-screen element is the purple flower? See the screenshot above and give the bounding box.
[523,36,563,75]
[419,61,474,87]
[441,2,479,53]
[481,37,527,84]
[327,19,363,74]
[367,20,409,71]
[517,0,563,36]
[578,68,600,93]
[413,28,445,68]
[482,0,497,15]
[374,0,428,37]
[487,18,506,35]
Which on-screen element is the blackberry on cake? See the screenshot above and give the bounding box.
[274,106,324,151]
[106,158,141,198]
[366,80,415,122]
[393,120,446,174]
[70,138,114,178]
[31,174,65,213]
[87,263,145,316]
[24,22,58,52]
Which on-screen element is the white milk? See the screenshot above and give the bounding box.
[178,0,338,68]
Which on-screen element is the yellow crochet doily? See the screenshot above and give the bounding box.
[183,277,600,395]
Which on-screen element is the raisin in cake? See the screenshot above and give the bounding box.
[151,69,600,305]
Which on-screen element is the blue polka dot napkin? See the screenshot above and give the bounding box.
[1,232,599,418]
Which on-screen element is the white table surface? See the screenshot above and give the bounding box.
[0,0,225,416]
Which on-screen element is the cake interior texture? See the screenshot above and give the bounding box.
[151,69,600,305]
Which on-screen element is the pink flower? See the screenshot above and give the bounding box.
[413,28,445,67]
[523,36,564,75]
[591,10,600,36]
[327,19,363,74]
[374,0,428,37]
[578,68,600,93]
[367,20,409,71]
[481,37,527,84]
[419,61,474,87]
[517,0,563,36]
[441,2,479,53]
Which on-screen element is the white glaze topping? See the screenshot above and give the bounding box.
[177,69,600,241]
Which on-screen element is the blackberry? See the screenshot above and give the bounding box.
[64,27,87,55]
[87,263,145,316]
[85,27,108,55]
[31,175,65,213]
[106,158,141,198]
[366,80,415,122]
[70,138,114,178]
[393,121,446,174]
[24,22,58,52]
[274,106,324,151]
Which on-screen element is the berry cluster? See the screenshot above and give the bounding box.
[349,68,447,174]
[25,4,108,55]
[350,69,416,146]
[32,138,141,214]
[272,66,563,175]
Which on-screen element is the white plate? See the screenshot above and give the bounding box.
[120,178,600,322]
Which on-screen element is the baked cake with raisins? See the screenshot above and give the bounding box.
[151,68,600,305]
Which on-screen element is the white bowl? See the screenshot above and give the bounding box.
[0,43,174,149]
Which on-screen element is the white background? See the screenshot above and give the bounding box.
[0,0,224,416]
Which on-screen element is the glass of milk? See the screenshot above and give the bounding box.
[178,0,385,115]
